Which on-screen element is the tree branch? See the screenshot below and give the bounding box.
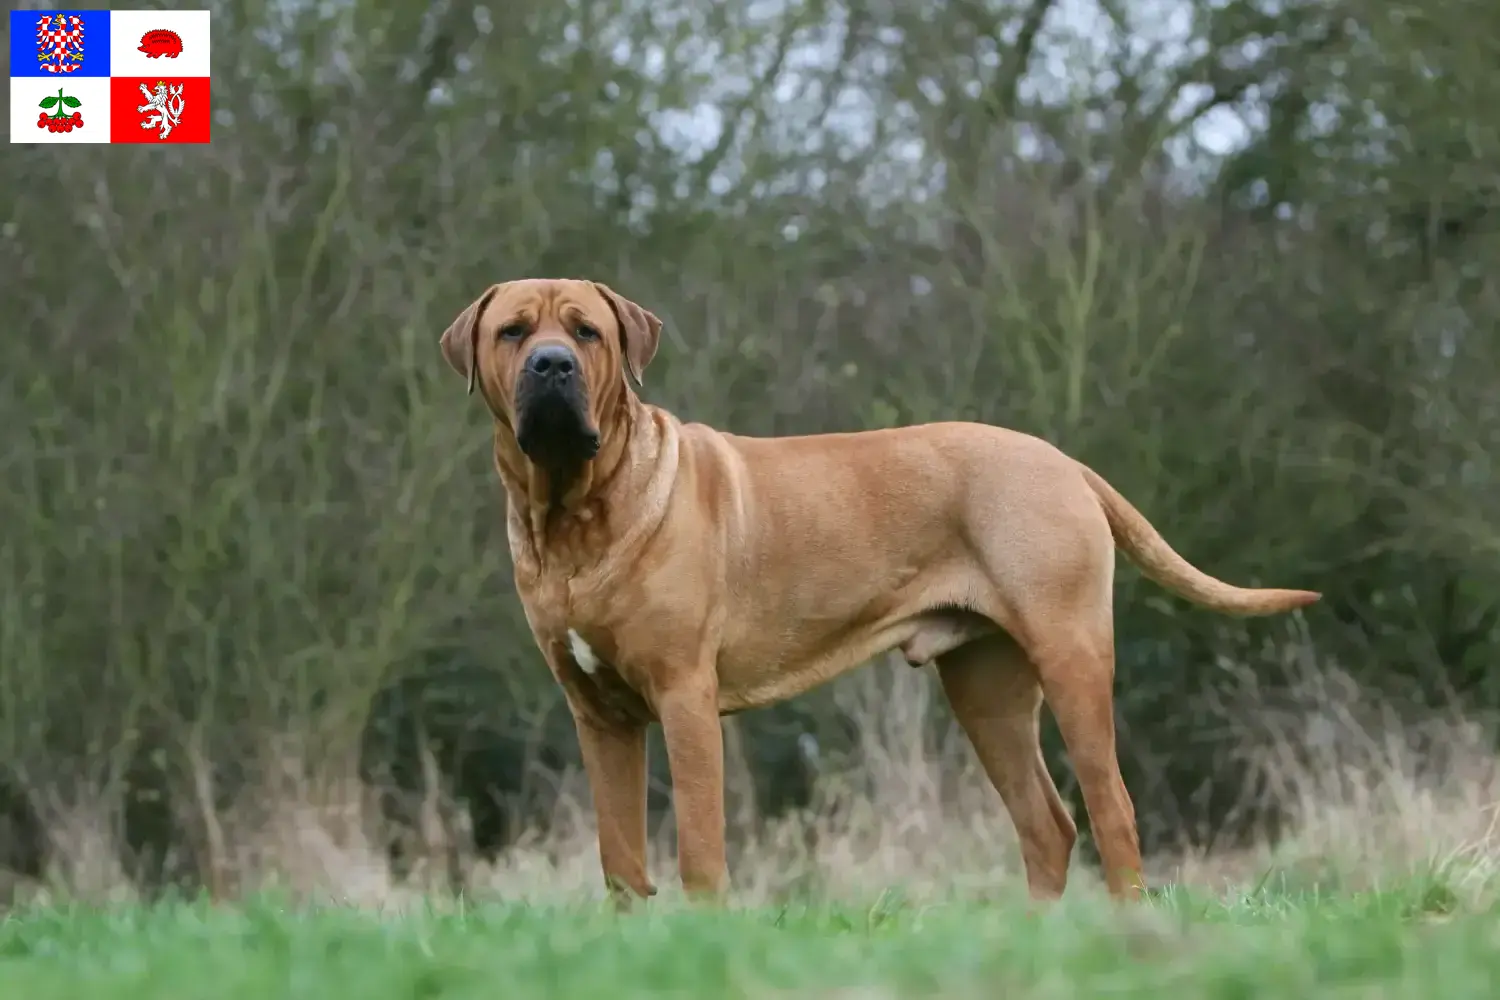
[692,7,807,197]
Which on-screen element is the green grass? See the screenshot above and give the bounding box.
[0,879,1494,998]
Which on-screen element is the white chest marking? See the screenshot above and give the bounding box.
[567,629,601,675]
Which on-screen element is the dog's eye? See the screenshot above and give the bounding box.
[498,323,527,341]
[575,323,601,342]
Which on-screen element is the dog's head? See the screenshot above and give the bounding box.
[440,278,662,477]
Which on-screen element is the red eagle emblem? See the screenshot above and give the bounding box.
[36,14,85,75]
[137,29,183,59]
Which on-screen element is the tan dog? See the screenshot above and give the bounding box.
[439,278,1320,903]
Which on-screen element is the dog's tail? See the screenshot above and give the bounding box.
[1078,464,1321,617]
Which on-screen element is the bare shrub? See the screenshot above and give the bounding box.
[9,644,1499,911]
[29,789,135,907]
[1169,644,1500,897]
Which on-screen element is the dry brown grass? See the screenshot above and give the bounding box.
[7,651,1499,911]
[1169,656,1500,896]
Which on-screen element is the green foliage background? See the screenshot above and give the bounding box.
[3,0,1498,890]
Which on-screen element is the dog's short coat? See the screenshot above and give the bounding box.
[439,278,1320,903]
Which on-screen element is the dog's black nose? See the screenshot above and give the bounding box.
[525,344,576,379]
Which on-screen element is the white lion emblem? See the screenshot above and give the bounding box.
[137,81,185,140]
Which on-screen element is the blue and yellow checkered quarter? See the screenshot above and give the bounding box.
[9,9,114,78]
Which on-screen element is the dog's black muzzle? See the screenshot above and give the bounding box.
[514,344,600,468]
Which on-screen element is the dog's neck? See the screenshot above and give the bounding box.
[494,389,673,574]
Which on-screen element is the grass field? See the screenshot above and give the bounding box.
[0,873,1494,999]
[1,663,1495,998]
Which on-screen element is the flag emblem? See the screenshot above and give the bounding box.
[137,29,182,59]
[36,87,83,133]
[136,80,184,139]
[35,13,85,75]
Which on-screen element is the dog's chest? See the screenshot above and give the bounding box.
[558,618,632,681]
[560,623,656,722]
[519,579,656,718]
[566,629,603,675]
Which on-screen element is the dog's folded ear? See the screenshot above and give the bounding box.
[439,285,501,395]
[591,282,662,388]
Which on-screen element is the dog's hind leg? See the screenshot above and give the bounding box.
[937,633,1077,899]
[1025,621,1147,899]
[964,473,1146,899]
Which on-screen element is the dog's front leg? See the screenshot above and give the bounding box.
[566,698,656,910]
[655,670,728,900]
